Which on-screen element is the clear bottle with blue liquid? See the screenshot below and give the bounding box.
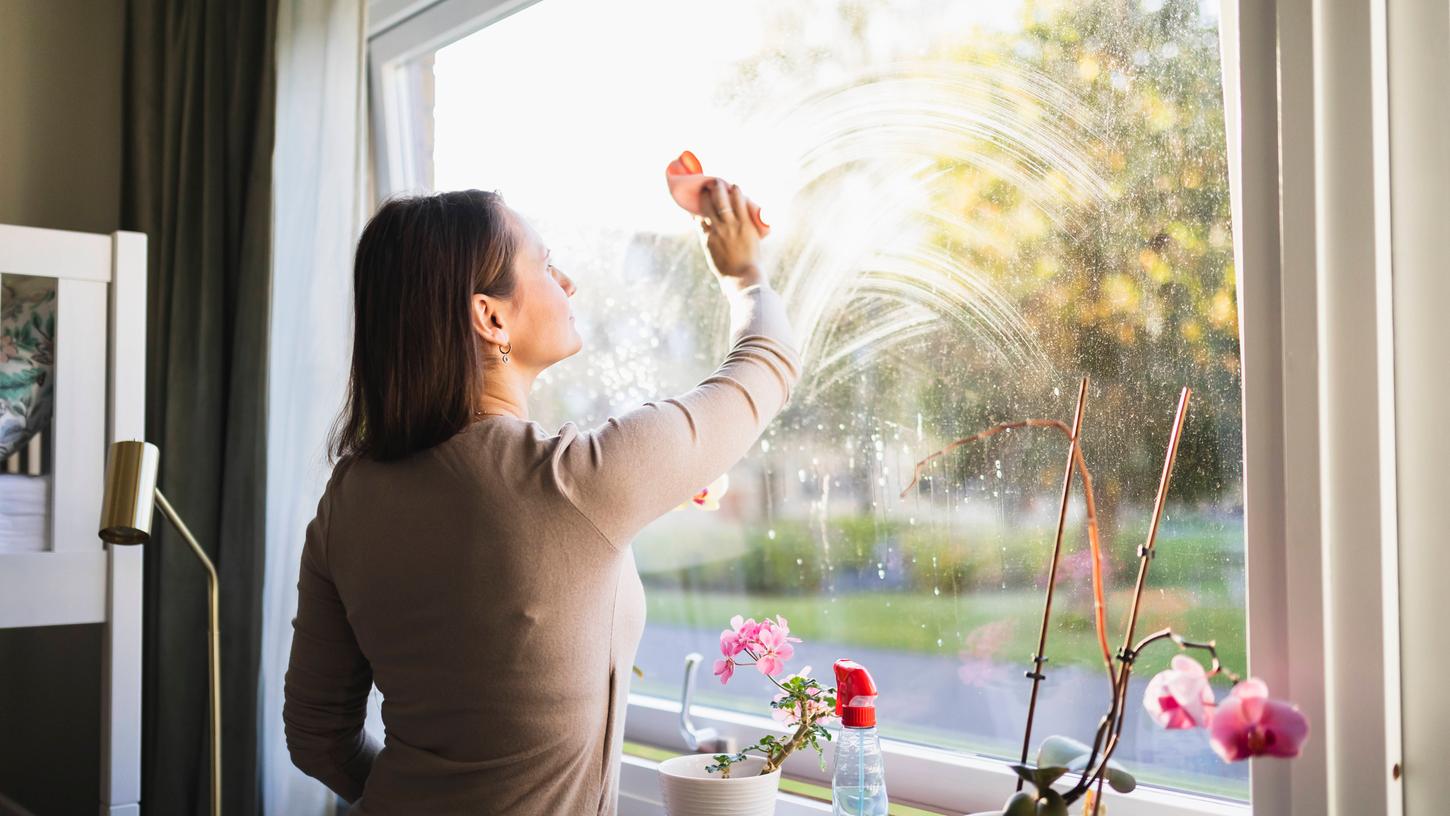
[831,659,888,816]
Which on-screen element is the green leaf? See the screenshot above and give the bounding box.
[1038,735,1137,794]
[1001,791,1038,816]
[1009,763,1070,790]
[1008,764,1040,789]
[1036,789,1069,816]
[1036,735,1093,768]
[1103,765,1137,793]
[1065,755,1137,793]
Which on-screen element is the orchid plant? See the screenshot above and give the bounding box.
[706,614,838,778]
[904,381,1309,815]
[999,635,1310,816]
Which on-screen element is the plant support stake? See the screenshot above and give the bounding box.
[1017,376,1089,785]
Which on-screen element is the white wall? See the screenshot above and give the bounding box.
[1388,0,1450,812]
[0,1,124,813]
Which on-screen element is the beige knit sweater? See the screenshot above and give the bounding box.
[284,283,800,815]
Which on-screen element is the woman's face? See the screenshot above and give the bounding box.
[497,208,581,370]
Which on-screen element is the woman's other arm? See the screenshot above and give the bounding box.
[283,494,380,801]
[553,180,802,545]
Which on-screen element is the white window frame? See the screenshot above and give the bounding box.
[366,1,1409,813]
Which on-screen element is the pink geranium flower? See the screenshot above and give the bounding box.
[1143,655,1217,729]
[1208,678,1310,762]
[752,618,801,677]
[712,657,735,684]
[734,615,763,643]
[714,614,802,682]
[720,628,745,658]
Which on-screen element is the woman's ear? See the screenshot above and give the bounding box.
[470,293,510,349]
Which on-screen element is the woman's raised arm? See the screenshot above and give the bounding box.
[550,179,802,547]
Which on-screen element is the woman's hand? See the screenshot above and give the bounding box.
[696,179,765,290]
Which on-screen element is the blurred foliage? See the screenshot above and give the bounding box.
[927,0,1240,509]
[730,0,1241,524]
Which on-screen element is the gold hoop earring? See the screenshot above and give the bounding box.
[500,343,511,364]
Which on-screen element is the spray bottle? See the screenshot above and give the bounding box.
[831,659,888,816]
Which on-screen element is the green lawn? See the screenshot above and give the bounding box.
[642,586,1247,679]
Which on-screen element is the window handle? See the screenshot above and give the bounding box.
[679,652,736,754]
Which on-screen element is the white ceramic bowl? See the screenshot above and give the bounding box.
[657,754,782,816]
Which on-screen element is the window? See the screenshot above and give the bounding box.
[374,0,1250,809]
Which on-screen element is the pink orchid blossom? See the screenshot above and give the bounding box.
[1143,654,1217,729]
[1208,678,1310,762]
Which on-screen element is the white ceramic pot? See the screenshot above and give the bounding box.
[657,754,782,816]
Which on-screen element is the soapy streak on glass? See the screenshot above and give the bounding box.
[427,0,1245,800]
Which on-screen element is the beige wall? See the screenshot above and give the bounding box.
[0,0,124,233]
[0,2,124,814]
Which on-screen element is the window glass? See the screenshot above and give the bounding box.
[424,0,1245,798]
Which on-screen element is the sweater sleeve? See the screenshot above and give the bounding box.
[283,488,381,803]
[553,282,802,547]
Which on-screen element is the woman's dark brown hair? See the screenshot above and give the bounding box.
[330,190,517,462]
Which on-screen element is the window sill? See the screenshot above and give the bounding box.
[622,743,945,816]
[625,694,1249,816]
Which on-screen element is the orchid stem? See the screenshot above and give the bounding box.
[1063,388,1193,805]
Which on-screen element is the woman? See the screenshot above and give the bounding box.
[283,180,800,814]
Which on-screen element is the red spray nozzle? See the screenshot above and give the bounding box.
[833,659,878,728]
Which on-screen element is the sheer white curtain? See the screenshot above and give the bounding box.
[261,0,369,812]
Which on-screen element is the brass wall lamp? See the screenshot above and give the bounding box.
[98,440,221,816]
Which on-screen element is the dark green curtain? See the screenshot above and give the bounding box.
[121,0,277,813]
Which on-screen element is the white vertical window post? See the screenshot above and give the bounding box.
[1222,0,1333,812]
[1385,0,1450,813]
[1230,0,1408,812]
[1311,0,1404,812]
